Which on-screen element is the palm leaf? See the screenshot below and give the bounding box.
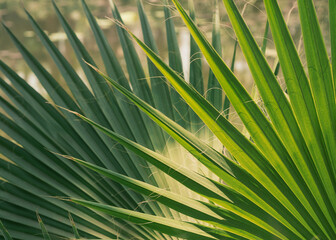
[0,0,335,239]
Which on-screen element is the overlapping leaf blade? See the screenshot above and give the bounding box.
[297,0,336,186]
[221,0,335,236]
[88,62,311,239]
[69,109,301,240]
[264,0,336,227]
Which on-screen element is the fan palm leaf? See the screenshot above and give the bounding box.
[0,0,335,239]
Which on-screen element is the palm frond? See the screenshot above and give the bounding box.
[0,0,335,239]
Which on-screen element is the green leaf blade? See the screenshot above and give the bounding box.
[0,221,13,240]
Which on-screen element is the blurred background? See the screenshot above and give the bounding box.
[0,0,331,93]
